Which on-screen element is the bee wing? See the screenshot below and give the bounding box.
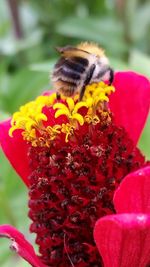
[55,46,91,59]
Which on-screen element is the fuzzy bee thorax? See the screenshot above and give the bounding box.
[77,42,105,57]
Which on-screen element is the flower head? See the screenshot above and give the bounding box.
[0,71,150,266]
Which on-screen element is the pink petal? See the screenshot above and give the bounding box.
[0,225,46,267]
[42,90,55,96]
[110,71,150,145]
[94,214,150,267]
[0,119,30,186]
[114,166,150,213]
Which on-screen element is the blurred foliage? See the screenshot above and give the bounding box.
[0,0,149,266]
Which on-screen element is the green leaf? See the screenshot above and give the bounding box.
[139,116,150,160]
[109,58,129,70]
[0,149,31,266]
[29,60,55,72]
[0,68,48,114]
[0,110,10,121]
[56,16,128,56]
[0,30,43,56]
[129,50,150,77]
[131,3,150,41]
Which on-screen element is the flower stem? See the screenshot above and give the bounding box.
[7,0,24,39]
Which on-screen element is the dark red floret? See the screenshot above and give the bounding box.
[28,116,147,267]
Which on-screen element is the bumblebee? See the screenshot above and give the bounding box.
[52,42,114,100]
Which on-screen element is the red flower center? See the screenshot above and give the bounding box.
[28,115,146,266]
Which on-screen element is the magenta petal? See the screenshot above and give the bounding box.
[109,71,150,145]
[114,166,150,213]
[94,214,150,267]
[42,90,55,96]
[0,119,30,186]
[0,225,46,267]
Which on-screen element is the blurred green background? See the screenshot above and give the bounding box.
[0,0,150,266]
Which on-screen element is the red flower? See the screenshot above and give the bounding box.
[94,166,150,267]
[0,71,150,266]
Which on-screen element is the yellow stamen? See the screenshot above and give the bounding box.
[46,125,61,140]
[53,103,69,112]
[54,99,85,126]
[85,114,100,125]
[72,113,84,125]
[73,102,88,113]
[9,82,115,146]
[61,123,75,142]
[55,109,70,118]
[66,98,75,111]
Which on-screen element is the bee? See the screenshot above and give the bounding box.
[52,42,114,100]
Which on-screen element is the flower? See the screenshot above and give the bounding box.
[0,71,150,266]
[94,166,150,267]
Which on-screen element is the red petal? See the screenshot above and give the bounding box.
[94,214,150,267]
[0,119,30,186]
[110,71,150,145]
[0,225,46,267]
[114,166,150,213]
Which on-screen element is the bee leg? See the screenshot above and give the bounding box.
[56,92,61,100]
[108,67,114,85]
[79,64,96,101]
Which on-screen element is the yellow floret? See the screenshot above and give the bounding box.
[53,99,87,126]
[9,82,115,146]
[61,123,75,142]
[9,93,57,146]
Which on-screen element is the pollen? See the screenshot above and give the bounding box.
[9,82,115,146]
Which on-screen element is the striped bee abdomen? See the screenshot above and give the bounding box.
[54,79,77,96]
[64,59,86,74]
[52,56,89,96]
[71,56,89,67]
[54,67,81,82]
